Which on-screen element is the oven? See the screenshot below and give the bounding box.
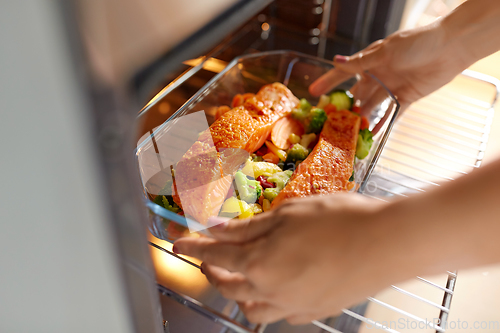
[129,1,498,332]
[2,1,497,333]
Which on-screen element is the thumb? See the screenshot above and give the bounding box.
[207,212,281,243]
[333,40,385,73]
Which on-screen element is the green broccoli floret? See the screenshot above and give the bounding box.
[234,171,262,203]
[153,194,181,213]
[292,99,327,134]
[356,129,374,159]
[153,195,164,207]
[291,98,311,122]
[267,170,293,190]
[162,196,181,213]
[307,108,328,134]
[152,180,182,213]
[286,143,310,163]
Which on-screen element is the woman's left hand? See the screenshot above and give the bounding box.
[173,194,405,325]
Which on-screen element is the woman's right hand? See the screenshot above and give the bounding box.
[309,18,473,113]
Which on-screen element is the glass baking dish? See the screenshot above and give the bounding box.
[136,50,400,242]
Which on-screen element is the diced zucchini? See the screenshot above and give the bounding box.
[330,90,354,111]
[263,188,280,202]
[356,129,374,160]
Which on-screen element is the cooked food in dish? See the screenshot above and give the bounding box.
[171,83,299,224]
[152,84,373,223]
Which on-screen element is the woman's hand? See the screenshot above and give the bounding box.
[311,0,500,113]
[173,194,407,324]
[310,19,471,113]
[173,157,500,325]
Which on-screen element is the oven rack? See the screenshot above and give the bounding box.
[151,243,456,333]
[361,70,499,202]
[148,70,498,333]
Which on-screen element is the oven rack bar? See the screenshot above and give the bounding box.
[157,283,265,333]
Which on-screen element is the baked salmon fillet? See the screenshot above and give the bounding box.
[271,109,360,207]
[173,83,299,224]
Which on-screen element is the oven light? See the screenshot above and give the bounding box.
[149,238,209,296]
[183,57,227,74]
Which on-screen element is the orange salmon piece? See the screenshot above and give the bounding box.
[199,106,272,153]
[200,83,299,153]
[271,110,360,207]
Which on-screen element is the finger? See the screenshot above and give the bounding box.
[310,40,386,97]
[309,68,355,96]
[238,300,292,324]
[207,212,282,243]
[202,263,258,301]
[334,39,385,73]
[173,237,249,272]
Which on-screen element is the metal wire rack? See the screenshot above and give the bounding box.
[362,70,498,202]
[148,69,498,333]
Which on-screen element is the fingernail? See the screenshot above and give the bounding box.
[200,264,205,274]
[335,55,348,63]
[172,245,181,254]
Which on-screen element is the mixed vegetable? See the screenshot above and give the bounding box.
[152,90,373,220]
[153,180,182,214]
[291,99,328,134]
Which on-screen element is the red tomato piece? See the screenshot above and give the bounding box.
[360,116,370,130]
[255,145,269,156]
[324,103,337,115]
[257,176,275,189]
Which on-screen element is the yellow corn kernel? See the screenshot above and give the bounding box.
[262,199,271,212]
[265,141,287,161]
[288,133,301,144]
